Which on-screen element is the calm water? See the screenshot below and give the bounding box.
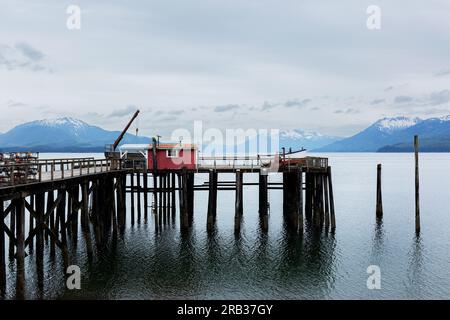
[3,152,450,299]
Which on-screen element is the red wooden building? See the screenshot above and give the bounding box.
[119,143,197,170]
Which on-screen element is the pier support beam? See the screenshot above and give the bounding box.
[143,171,148,222]
[376,164,383,219]
[130,173,135,226]
[137,171,141,223]
[187,172,195,224]
[15,197,25,299]
[35,192,45,289]
[171,173,176,221]
[283,170,300,231]
[328,166,336,230]
[0,200,5,295]
[207,170,218,231]
[234,170,243,232]
[414,135,420,233]
[180,170,189,230]
[259,172,268,231]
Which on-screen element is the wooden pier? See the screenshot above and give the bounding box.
[0,155,334,298]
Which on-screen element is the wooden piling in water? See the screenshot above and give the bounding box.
[47,190,55,257]
[298,170,303,231]
[376,164,383,218]
[305,172,312,221]
[9,202,15,258]
[15,197,25,299]
[0,199,5,294]
[328,166,336,230]
[81,181,93,258]
[234,170,243,232]
[171,173,176,221]
[143,171,148,222]
[323,174,330,230]
[35,192,45,289]
[28,195,34,252]
[136,171,141,223]
[207,169,217,231]
[180,169,189,230]
[283,170,300,231]
[414,135,420,233]
[162,174,167,225]
[259,172,269,231]
[56,188,69,267]
[71,184,79,242]
[130,173,135,225]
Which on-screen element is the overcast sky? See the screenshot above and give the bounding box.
[1,0,449,138]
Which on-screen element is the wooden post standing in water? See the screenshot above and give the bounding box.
[130,173,135,225]
[259,172,269,231]
[414,135,420,232]
[0,200,5,294]
[15,197,25,299]
[328,166,336,230]
[234,170,243,232]
[143,171,148,221]
[376,164,383,218]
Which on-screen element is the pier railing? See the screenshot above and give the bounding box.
[197,155,275,170]
[0,157,122,186]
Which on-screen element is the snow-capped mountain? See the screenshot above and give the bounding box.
[375,116,422,133]
[0,117,150,152]
[316,115,450,152]
[280,129,341,151]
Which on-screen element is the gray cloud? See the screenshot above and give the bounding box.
[108,105,138,118]
[284,98,311,108]
[371,99,385,105]
[435,70,450,77]
[426,90,450,106]
[0,43,50,72]
[260,101,278,111]
[6,99,27,108]
[394,96,414,104]
[334,108,360,115]
[15,42,44,61]
[214,104,240,112]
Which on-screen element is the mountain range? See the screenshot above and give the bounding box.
[0,117,150,152]
[1,115,450,152]
[315,116,450,152]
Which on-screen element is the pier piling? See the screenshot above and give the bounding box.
[376,164,383,218]
[414,135,420,233]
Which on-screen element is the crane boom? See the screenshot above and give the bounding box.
[113,110,140,151]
